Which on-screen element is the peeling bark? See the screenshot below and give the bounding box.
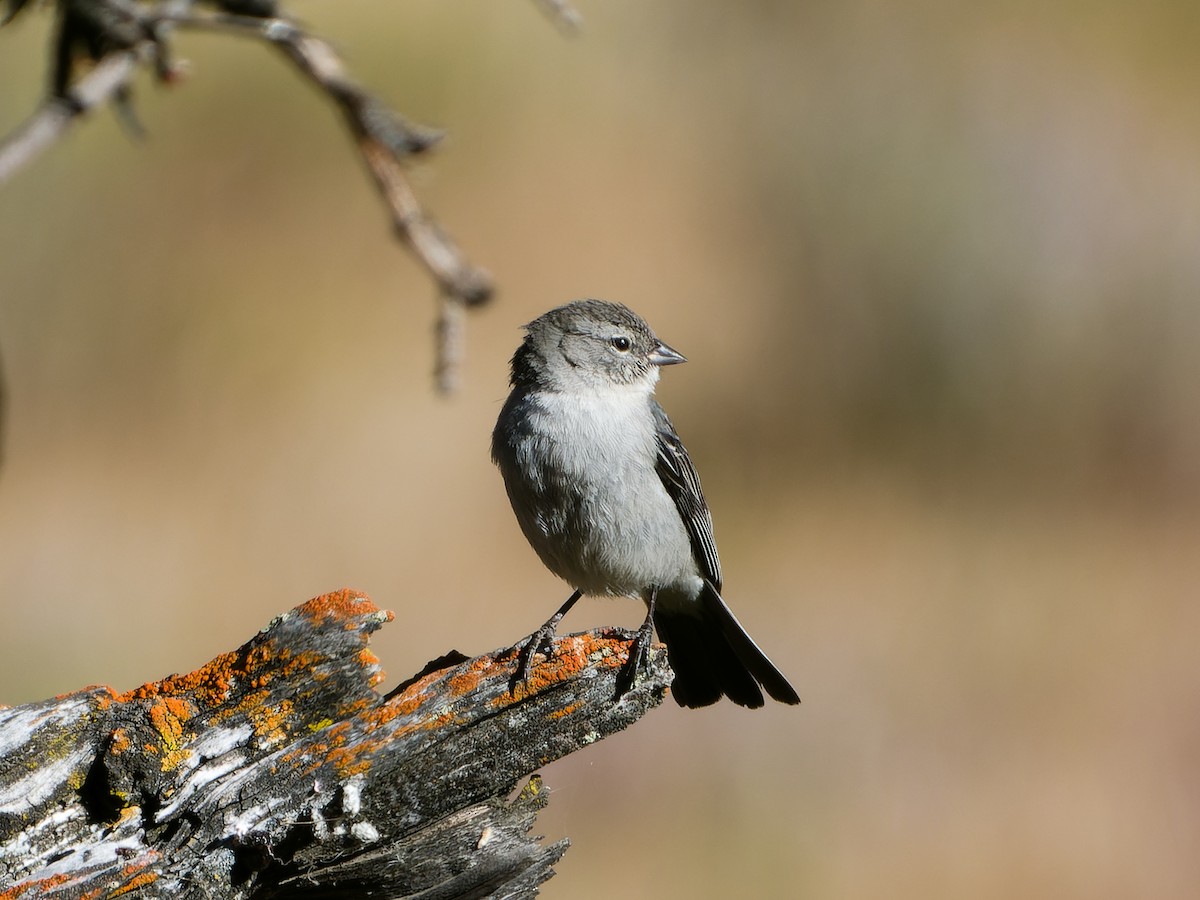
[0,589,671,898]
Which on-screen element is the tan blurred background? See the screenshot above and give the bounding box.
[2,1,1199,897]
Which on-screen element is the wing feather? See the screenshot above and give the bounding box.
[651,401,722,590]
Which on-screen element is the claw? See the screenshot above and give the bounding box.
[515,624,558,682]
[615,590,658,699]
[511,589,582,689]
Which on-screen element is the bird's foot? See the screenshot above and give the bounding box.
[614,617,656,699]
[515,622,559,684]
[512,590,582,688]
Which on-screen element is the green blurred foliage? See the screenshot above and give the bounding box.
[1,2,1198,898]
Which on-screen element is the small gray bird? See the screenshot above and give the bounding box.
[492,299,800,708]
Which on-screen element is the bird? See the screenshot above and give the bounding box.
[491,299,800,708]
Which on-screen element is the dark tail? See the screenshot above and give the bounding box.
[653,582,800,709]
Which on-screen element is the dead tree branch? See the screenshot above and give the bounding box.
[0,589,671,898]
[0,0,532,390]
[0,50,139,183]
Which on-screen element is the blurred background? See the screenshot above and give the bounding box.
[2,1,1198,896]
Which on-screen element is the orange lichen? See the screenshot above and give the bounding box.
[0,872,72,900]
[279,692,469,780]
[446,654,497,698]
[108,868,158,897]
[335,696,375,719]
[385,668,446,717]
[282,720,349,767]
[379,707,461,746]
[104,594,397,769]
[117,648,240,708]
[294,719,376,778]
[53,685,117,704]
[283,720,357,777]
[323,744,374,778]
[495,632,638,704]
[0,862,151,900]
[358,648,386,687]
[147,696,191,748]
[146,696,196,771]
[365,691,460,741]
[240,693,294,747]
[546,701,582,721]
[357,700,406,729]
[273,649,327,683]
[109,727,131,755]
[165,695,193,722]
[384,690,425,718]
[296,589,387,627]
[114,591,386,712]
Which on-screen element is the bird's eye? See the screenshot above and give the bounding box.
[611,336,632,352]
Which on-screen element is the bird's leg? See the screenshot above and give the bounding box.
[516,589,582,682]
[616,587,658,698]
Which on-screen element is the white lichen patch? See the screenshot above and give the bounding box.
[189,722,254,761]
[341,776,365,817]
[154,724,253,822]
[226,795,290,839]
[3,805,90,865]
[14,826,142,883]
[349,821,380,843]
[0,744,94,815]
[505,711,528,729]
[0,696,95,757]
[311,803,329,841]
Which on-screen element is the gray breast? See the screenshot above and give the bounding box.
[495,388,698,597]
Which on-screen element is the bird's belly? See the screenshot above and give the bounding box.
[546,480,698,597]
[504,415,698,597]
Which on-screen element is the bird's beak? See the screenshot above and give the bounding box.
[649,341,687,367]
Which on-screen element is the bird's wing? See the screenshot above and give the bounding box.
[651,400,723,591]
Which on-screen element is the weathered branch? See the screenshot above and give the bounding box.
[0,589,671,898]
[0,49,142,184]
[0,1,514,391]
[169,7,493,392]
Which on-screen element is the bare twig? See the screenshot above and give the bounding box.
[435,294,468,393]
[0,48,142,184]
[174,10,495,391]
[532,0,584,35]
[1,1,504,391]
[350,113,492,306]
